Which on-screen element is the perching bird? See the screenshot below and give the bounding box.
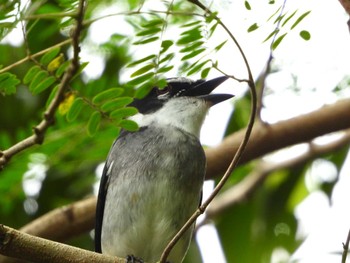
[95,76,233,263]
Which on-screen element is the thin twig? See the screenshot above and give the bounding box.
[159,0,257,262]
[0,39,72,74]
[342,229,350,263]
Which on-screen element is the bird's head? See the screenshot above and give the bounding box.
[129,76,234,137]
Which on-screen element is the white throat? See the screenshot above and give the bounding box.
[130,97,209,138]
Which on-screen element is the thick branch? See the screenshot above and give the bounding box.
[206,98,350,178]
[205,130,350,219]
[0,225,124,263]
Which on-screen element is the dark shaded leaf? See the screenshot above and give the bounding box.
[141,19,164,28]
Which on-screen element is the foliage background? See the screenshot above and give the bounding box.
[0,0,349,262]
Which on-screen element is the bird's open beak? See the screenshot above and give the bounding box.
[184,76,234,105]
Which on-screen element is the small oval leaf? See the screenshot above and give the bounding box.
[110,107,138,120]
[247,23,259,32]
[92,88,124,104]
[23,66,41,84]
[244,1,251,10]
[33,76,56,95]
[119,119,139,131]
[40,47,61,66]
[101,97,134,112]
[299,30,311,40]
[29,71,48,92]
[87,111,101,136]
[67,97,84,122]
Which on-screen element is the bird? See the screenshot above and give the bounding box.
[95,76,233,263]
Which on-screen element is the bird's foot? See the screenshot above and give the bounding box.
[126,255,144,263]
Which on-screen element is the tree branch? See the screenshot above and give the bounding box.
[205,98,350,178]
[0,0,84,169]
[0,225,125,263]
[204,130,350,220]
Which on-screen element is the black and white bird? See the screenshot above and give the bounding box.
[95,76,233,263]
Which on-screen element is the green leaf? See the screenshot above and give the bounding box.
[0,73,20,95]
[135,82,154,99]
[299,30,311,40]
[92,88,124,104]
[181,20,201,28]
[101,97,134,112]
[32,76,56,95]
[131,64,155,78]
[159,53,175,64]
[46,85,59,107]
[127,72,154,86]
[141,19,164,28]
[291,11,311,29]
[87,111,101,136]
[281,10,297,27]
[55,60,71,78]
[119,119,139,131]
[29,71,49,93]
[157,65,173,74]
[66,98,84,122]
[247,23,259,32]
[127,55,156,68]
[263,29,279,43]
[160,40,173,54]
[23,66,41,84]
[201,67,211,78]
[133,36,159,45]
[179,41,204,53]
[110,107,138,120]
[40,47,61,66]
[177,31,202,45]
[272,33,287,50]
[136,27,162,37]
[267,6,281,22]
[214,40,227,52]
[187,60,210,76]
[181,48,206,61]
[244,1,251,10]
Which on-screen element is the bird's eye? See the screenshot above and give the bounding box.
[156,85,171,97]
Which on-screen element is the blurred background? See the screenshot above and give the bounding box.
[0,0,350,262]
